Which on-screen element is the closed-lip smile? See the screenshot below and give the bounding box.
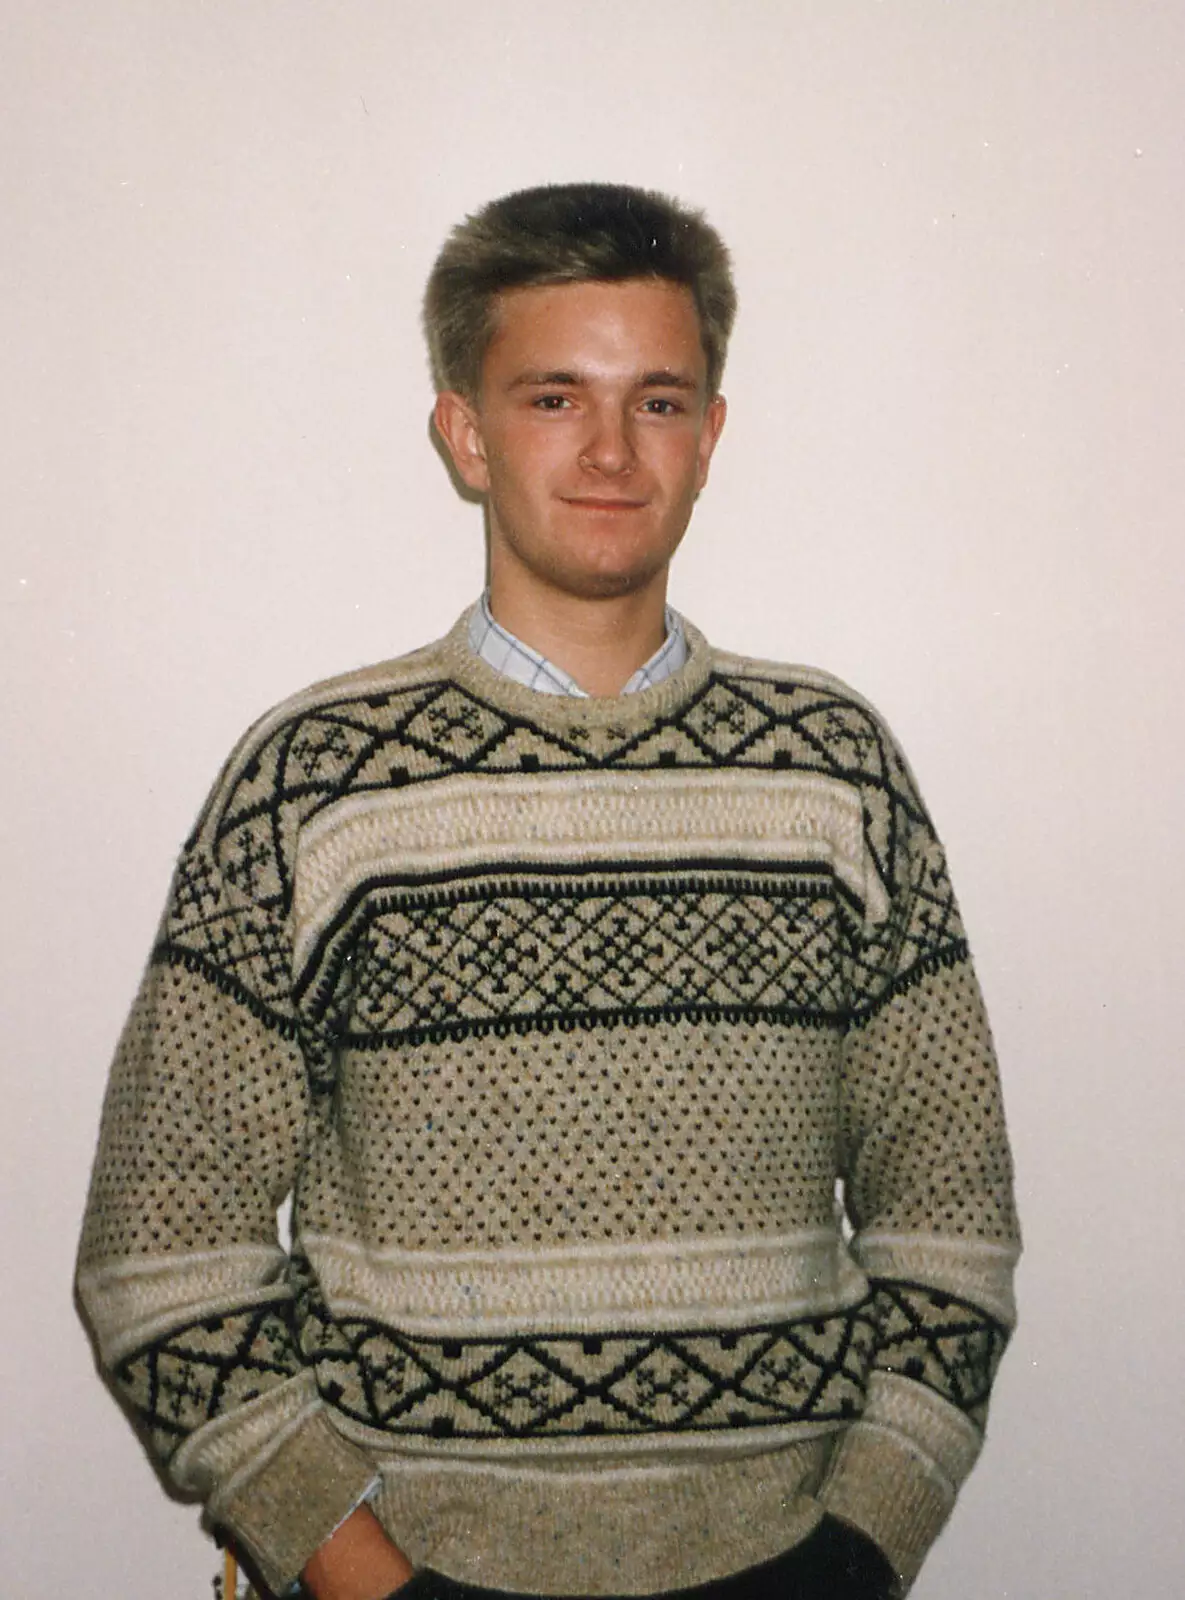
[561,496,648,510]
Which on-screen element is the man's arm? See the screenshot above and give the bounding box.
[818,722,1020,1589]
[77,733,381,1596]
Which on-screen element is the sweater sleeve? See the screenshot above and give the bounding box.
[77,754,377,1595]
[816,731,1020,1591]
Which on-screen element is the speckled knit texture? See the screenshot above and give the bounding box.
[77,611,1018,1595]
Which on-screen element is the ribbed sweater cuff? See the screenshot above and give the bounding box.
[816,1373,983,1590]
[208,1406,379,1596]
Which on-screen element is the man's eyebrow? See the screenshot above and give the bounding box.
[506,368,701,391]
[638,369,700,391]
[507,369,583,390]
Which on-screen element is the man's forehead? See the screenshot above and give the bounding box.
[485,278,707,371]
[493,275,694,306]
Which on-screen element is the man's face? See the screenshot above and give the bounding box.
[435,277,726,607]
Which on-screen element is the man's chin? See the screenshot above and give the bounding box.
[541,545,680,603]
[551,567,666,602]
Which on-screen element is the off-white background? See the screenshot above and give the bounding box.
[4,4,1183,1595]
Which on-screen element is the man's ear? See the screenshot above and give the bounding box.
[696,394,728,492]
[433,391,489,494]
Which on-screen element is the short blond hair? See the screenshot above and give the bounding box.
[424,182,737,399]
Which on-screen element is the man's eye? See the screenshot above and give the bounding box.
[532,394,571,411]
[641,398,682,416]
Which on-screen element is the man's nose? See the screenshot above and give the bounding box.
[579,405,636,476]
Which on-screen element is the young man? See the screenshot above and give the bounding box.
[78,185,1019,1600]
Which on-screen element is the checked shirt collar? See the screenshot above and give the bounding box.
[468,591,687,698]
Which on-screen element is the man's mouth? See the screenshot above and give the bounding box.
[561,496,648,511]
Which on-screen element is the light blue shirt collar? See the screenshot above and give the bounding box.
[468,593,688,697]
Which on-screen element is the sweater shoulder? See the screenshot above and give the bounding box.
[708,645,897,736]
[244,634,451,746]
[189,633,454,841]
[706,644,931,817]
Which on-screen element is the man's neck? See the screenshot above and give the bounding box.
[485,575,671,698]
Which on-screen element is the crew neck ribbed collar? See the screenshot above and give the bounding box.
[438,605,715,735]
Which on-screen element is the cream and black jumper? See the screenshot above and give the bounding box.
[78,611,1019,1597]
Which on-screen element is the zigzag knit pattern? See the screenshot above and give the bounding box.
[111,1300,302,1461]
[157,663,966,1046]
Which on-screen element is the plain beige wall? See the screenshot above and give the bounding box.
[4,3,1183,1594]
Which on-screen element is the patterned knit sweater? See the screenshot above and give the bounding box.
[78,611,1019,1597]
